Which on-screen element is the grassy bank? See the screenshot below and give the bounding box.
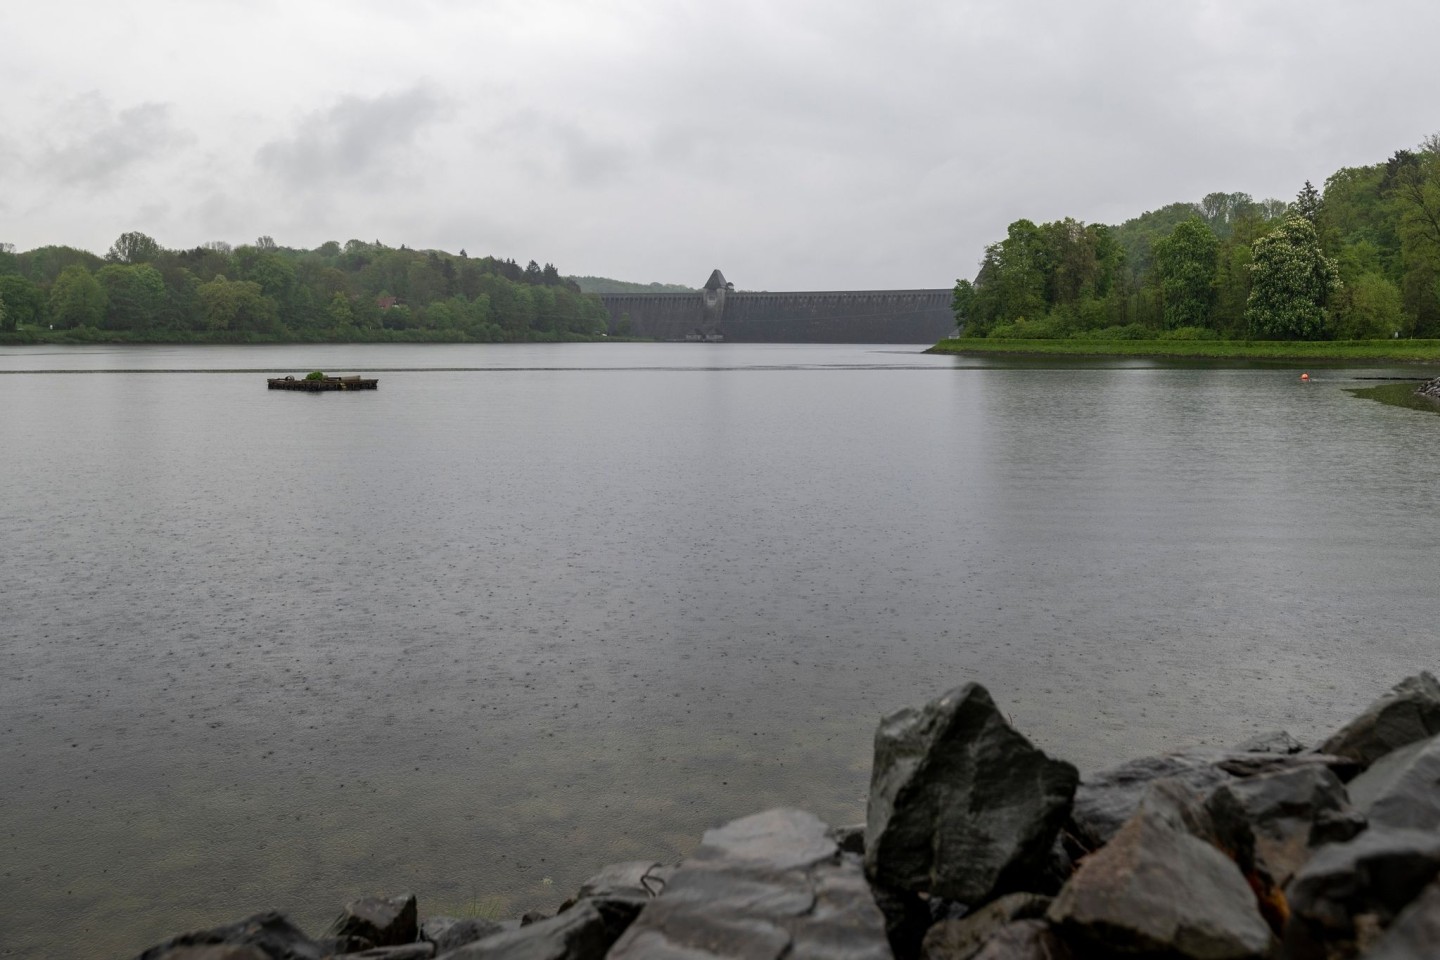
[928,338,1440,363]
[1348,382,1440,415]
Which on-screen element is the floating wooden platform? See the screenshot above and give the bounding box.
[267,375,378,391]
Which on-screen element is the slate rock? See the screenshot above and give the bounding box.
[332,895,418,949]
[1366,880,1440,960]
[1205,763,1350,886]
[970,921,1071,960]
[136,912,325,960]
[1069,753,1235,852]
[920,893,1051,960]
[607,807,892,960]
[420,918,504,954]
[1069,749,1354,852]
[1308,808,1368,847]
[1283,826,1440,959]
[1233,730,1306,755]
[436,899,634,959]
[865,684,1078,904]
[573,861,670,903]
[1047,804,1274,959]
[1320,672,1440,770]
[1346,732,1440,830]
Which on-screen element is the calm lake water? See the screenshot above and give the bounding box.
[1,342,1437,958]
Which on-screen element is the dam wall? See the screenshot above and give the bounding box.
[598,270,955,343]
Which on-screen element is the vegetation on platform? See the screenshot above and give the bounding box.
[929,337,1440,362]
[1347,382,1440,415]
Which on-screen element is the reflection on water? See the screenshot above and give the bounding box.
[1,344,1437,958]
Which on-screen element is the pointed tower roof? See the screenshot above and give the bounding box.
[703,269,729,291]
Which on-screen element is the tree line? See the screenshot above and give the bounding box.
[0,235,613,342]
[953,134,1440,340]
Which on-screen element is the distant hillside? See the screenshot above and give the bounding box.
[568,275,696,294]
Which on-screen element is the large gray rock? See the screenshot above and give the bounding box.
[865,684,1078,904]
[421,918,504,954]
[1320,672,1440,770]
[1283,826,1440,959]
[1047,801,1274,959]
[920,893,1051,960]
[1205,764,1351,886]
[1366,880,1440,960]
[136,912,324,960]
[1347,732,1440,830]
[436,899,634,959]
[1069,749,1353,852]
[607,807,892,960]
[332,895,419,948]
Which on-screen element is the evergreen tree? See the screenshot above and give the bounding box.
[1294,180,1322,222]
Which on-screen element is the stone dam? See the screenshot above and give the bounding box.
[598,270,957,343]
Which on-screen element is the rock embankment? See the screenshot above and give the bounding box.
[135,673,1440,960]
[1418,376,1440,401]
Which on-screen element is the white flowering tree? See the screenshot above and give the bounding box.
[1246,217,1341,339]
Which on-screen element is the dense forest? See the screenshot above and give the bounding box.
[953,135,1440,341]
[0,235,613,342]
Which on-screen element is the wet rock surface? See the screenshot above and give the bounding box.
[865,684,1078,904]
[1069,749,1355,852]
[137,912,327,960]
[1206,764,1351,886]
[1366,880,1440,960]
[332,896,419,949]
[420,919,504,955]
[608,807,891,960]
[1319,672,1440,769]
[1047,800,1274,959]
[128,674,1440,960]
[1346,732,1440,830]
[438,899,635,959]
[1284,826,1440,958]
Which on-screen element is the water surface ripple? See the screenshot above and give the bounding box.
[1,343,1436,958]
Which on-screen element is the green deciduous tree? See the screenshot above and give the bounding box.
[1153,217,1218,329]
[96,263,165,331]
[0,274,45,329]
[106,231,162,264]
[48,265,107,328]
[197,276,278,333]
[1246,217,1341,338]
[1332,272,1405,339]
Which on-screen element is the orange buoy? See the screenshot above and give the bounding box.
[1300,372,1310,381]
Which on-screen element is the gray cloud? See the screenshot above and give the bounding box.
[256,85,451,187]
[37,96,192,189]
[4,1,1440,287]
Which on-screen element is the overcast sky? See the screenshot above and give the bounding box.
[2,1,1436,290]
